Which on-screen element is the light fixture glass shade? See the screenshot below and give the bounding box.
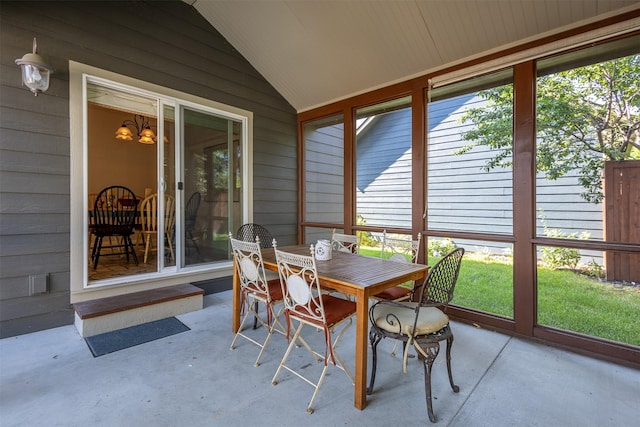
[138,128,157,144]
[115,126,134,140]
[14,38,54,96]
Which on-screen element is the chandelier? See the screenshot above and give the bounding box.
[115,114,157,144]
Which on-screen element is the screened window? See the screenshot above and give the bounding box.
[535,36,640,346]
[355,96,412,229]
[427,69,515,319]
[303,114,345,230]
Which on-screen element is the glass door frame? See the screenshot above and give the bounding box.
[69,62,253,295]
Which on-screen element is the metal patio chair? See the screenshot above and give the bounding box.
[236,223,274,249]
[373,230,422,303]
[367,247,464,423]
[271,242,356,414]
[229,234,286,366]
[372,231,423,356]
[331,229,360,254]
[236,223,276,328]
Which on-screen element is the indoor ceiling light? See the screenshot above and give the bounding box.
[15,38,54,96]
[115,114,157,144]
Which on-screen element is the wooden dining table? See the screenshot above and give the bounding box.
[231,244,429,410]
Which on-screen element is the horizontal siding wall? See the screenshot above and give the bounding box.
[356,110,413,229]
[0,1,297,337]
[428,95,515,235]
[304,121,344,224]
[430,94,603,260]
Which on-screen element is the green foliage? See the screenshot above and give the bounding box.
[584,259,605,280]
[355,215,377,246]
[458,54,640,204]
[428,238,457,257]
[539,211,590,270]
[540,240,581,270]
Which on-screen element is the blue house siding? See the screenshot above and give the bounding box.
[357,110,413,229]
[0,1,297,337]
[356,96,603,256]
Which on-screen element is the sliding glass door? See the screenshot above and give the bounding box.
[181,106,242,267]
[85,77,245,284]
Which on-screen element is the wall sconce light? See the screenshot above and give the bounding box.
[14,38,54,96]
[115,114,157,144]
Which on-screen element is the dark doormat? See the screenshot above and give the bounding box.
[85,317,190,357]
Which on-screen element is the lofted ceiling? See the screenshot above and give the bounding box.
[187,0,640,112]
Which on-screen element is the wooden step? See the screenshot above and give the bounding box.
[73,284,204,337]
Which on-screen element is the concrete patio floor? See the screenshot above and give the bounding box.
[1,290,638,426]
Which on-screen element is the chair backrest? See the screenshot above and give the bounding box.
[417,248,465,310]
[274,242,326,325]
[236,223,274,249]
[93,185,137,228]
[139,193,175,234]
[164,194,176,234]
[185,192,201,231]
[229,234,272,298]
[139,193,159,232]
[380,230,421,264]
[88,193,97,211]
[331,229,360,253]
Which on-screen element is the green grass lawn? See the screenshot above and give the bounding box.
[361,246,640,346]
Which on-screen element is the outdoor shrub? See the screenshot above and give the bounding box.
[355,215,377,247]
[539,210,590,270]
[541,244,581,270]
[477,246,493,261]
[428,238,457,257]
[584,259,605,279]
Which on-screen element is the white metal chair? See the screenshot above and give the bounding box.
[229,234,286,366]
[373,230,422,302]
[331,229,360,254]
[271,242,356,414]
[372,231,422,356]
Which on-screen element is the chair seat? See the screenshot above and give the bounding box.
[373,285,411,301]
[371,302,449,336]
[291,294,356,327]
[321,294,356,327]
[92,224,135,236]
[267,278,284,301]
[244,278,283,302]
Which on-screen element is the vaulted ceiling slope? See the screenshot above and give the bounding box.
[187,0,640,113]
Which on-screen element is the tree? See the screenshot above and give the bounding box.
[456,54,640,203]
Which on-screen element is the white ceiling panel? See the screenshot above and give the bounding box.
[188,0,640,112]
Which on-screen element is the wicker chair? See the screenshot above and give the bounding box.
[367,247,464,423]
[271,242,356,414]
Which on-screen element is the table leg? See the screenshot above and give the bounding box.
[232,259,240,332]
[354,288,368,410]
